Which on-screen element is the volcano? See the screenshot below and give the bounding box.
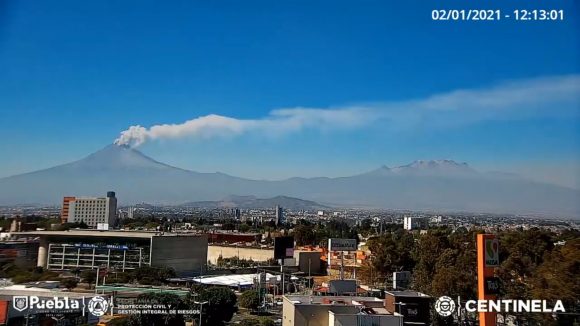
[0,144,578,218]
[0,144,251,205]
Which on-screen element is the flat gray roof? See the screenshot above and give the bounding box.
[284,295,383,305]
[12,230,205,239]
[385,290,431,298]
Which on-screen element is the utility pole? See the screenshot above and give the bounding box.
[194,301,208,326]
[353,252,357,279]
[95,266,99,294]
[308,258,311,287]
[280,259,285,296]
[340,251,344,280]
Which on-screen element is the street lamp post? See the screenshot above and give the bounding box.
[194,301,208,326]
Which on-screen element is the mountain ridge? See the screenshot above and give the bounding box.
[0,144,577,218]
[180,195,328,210]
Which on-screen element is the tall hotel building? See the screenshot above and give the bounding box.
[60,192,118,227]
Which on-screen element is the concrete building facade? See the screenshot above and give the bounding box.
[13,230,208,276]
[283,295,403,326]
[62,191,117,227]
[276,205,284,226]
[0,240,38,268]
[60,196,75,224]
[207,245,273,264]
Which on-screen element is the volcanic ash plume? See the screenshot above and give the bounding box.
[113,114,253,146]
[113,75,580,147]
[114,125,149,146]
[113,109,372,146]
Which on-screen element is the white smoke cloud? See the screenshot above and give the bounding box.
[114,108,377,146]
[115,75,580,146]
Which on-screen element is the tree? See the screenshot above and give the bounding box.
[240,317,275,326]
[495,228,555,324]
[358,218,373,235]
[430,247,476,299]
[497,229,554,292]
[81,269,96,288]
[36,217,61,230]
[529,239,580,325]
[6,266,58,284]
[325,219,358,240]
[412,231,450,294]
[239,223,251,233]
[105,270,131,284]
[128,266,176,285]
[11,272,39,284]
[357,227,579,325]
[60,278,79,290]
[71,267,82,278]
[358,232,416,286]
[188,287,237,326]
[239,289,260,311]
[292,223,316,246]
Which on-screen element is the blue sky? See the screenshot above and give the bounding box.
[0,0,579,187]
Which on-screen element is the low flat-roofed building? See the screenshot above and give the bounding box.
[206,231,262,244]
[12,230,207,276]
[283,295,403,326]
[0,240,39,268]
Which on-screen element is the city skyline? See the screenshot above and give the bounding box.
[0,1,579,188]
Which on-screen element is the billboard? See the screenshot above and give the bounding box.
[477,234,499,326]
[328,279,357,295]
[484,238,499,267]
[484,277,501,295]
[328,238,357,251]
[393,271,411,290]
[0,300,7,324]
[274,236,294,260]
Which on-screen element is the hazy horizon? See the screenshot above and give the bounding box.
[1,143,578,191]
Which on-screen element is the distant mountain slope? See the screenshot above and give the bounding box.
[0,144,252,205]
[0,144,578,218]
[181,195,328,210]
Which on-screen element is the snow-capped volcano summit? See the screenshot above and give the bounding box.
[405,159,469,169]
[390,159,475,175]
[363,159,476,176]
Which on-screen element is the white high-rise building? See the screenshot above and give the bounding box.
[64,191,117,228]
[403,216,423,230]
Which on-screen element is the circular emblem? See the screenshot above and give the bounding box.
[435,296,456,317]
[88,296,109,316]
